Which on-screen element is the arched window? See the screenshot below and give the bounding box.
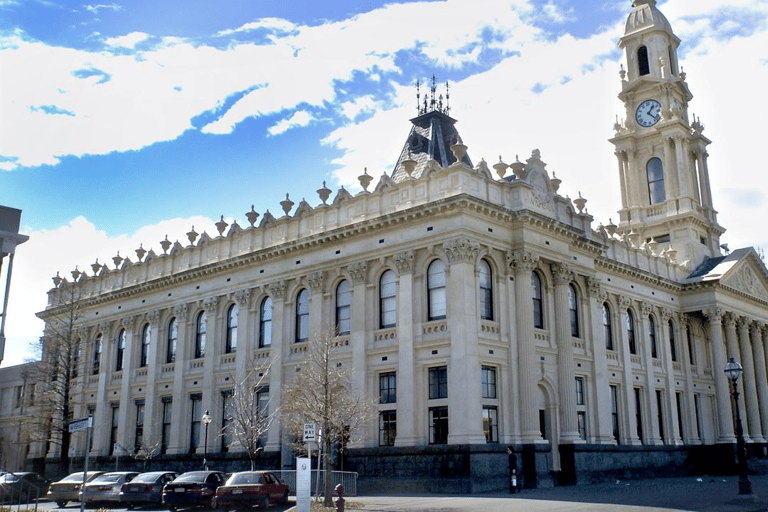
[647,157,665,204]
[379,270,396,329]
[603,303,614,350]
[479,259,493,321]
[427,259,447,321]
[225,304,238,354]
[167,317,178,364]
[638,45,650,76]
[627,310,637,355]
[140,324,151,367]
[115,329,126,371]
[649,315,658,358]
[568,284,580,337]
[195,311,207,358]
[669,320,677,362]
[532,272,544,329]
[336,280,351,335]
[92,334,102,375]
[295,289,309,343]
[259,297,272,348]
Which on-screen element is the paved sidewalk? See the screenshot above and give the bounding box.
[297,474,768,512]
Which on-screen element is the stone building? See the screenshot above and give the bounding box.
[35,0,768,491]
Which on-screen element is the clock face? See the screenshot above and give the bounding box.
[635,99,661,127]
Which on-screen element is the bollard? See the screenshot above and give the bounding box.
[335,483,345,512]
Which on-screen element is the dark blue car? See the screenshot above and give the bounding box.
[162,471,227,511]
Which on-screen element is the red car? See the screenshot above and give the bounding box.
[212,471,289,509]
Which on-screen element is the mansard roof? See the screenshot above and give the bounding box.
[391,109,472,182]
[686,247,768,303]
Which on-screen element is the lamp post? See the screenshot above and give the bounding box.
[202,410,212,470]
[724,357,752,495]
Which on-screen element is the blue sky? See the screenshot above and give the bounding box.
[1,0,767,366]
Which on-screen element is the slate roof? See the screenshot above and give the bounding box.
[391,110,472,182]
[686,247,752,281]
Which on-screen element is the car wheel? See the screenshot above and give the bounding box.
[56,501,68,508]
[260,495,269,509]
[280,490,288,504]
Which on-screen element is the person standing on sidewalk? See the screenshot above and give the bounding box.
[507,447,519,493]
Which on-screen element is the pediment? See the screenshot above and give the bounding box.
[719,251,768,302]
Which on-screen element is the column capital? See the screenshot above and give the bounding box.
[269,280,287,300]
[394,250,415,274]
[147,309,161,323]
[617,295,632,312]
[173,303,189,320]
[550,262,573,285]
[234,289,252,307]
[443,237,480,265]
[737,315,751,331]
[119,315,138,330]
[586,277,608,302]
[641,301,654,316]
[203,296,219,312]
[307,271,327,291]
[348,261,368,285]
[507,250,539,273]
[661,307,674,321]
[703,307,724,323]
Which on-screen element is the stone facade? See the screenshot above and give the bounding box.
[29,0,768,490]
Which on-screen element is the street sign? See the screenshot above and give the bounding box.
[303,422,316,442]
[68,417,92,433]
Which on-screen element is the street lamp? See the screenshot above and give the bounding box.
[202,410,212,470]
[724,357,752,495]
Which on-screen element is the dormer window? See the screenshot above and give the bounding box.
[638,46,650,76]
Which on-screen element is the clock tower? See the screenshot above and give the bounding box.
[610,0,724,268]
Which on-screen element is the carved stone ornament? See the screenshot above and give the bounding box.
[508,250,539,272]
[204,296,220,312]
[703,307,724,323]
[641,302,654,316]
[395,250,415,274]
[120,315,138,329]
[235,289,252,306]
[444,237,480,264]
[173,303,189,320]
[661,307,674,321]
[723,265,768,302]
[270,281,287,300]
[586,277,607,302]
[618,296,632,311]
[551,262,573,284]
[147,310,161,323]
[307,271,327,291]
[348,262,368,284]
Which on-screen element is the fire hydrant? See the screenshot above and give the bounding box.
[334,484,345,512]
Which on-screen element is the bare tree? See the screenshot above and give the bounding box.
[223,358,277,470]
[134,438,162,471]
[30,282,84,468]
[281,330,372,507]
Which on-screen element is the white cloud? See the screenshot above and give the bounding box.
[267,110,314,136]
[105,31,150,49]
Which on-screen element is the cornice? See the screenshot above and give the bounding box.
[595,256,681,292]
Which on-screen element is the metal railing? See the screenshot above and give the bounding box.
[274,470,357,496]
[0,470,44,512]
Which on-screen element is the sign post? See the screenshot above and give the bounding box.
[69,417,92,512]
[296,457,311,512]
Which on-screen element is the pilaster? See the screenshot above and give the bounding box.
[551,262,581,443]
[704,308,735,443]
[394,250,417,446]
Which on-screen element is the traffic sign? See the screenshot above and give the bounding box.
[68,417,92,433]
[303,422,316,442]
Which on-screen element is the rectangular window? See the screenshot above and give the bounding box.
[134,401,145,453]
[481,366,497,399]
[379,372,396,404]
[482,406,498,443]
[221,391,233,452]
[575,377,585,406]
[379,410,396,446]
[189,394,202,453]
[14,386,22,409]
[539,409,547,440]
[694,394,702,440]
[161,398,172,454]
[110,404,119,455]
[577,411,587,440]
[429,406,448,444]
[256,387,270,418]
[428,366,447,399]
[687,328,696,366]
[656,390,665,443]
[675,392,684,441]
[634,387,644,443]
[610,385,620,443]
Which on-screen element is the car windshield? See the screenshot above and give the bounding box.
[131,474,162,483]
[174,473,207,483]
[226,473,263,485]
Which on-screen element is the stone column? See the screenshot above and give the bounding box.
[704,309,735,443]
[724,313,749,439]
[267,281,286,452]
[233,289,253,386]
[660,310,682,445]
[307,271,327,337]
[738,317,763,442]
[169,303,189,454]
[199,296,220,455]
[395,250,417,447]
[586,278,615,444]
[510,251,542,443]
[616,151,628,210]
[678,316,699,443]
[503,252,521,443]
[117,315,138,452]
[143,310,162,453]
[750,322,768,441]
[445,238,485,444]
[551,263,580,443]
[640,303,662,445]
[349,261,369,440]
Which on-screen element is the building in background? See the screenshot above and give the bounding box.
[34,0,768,491]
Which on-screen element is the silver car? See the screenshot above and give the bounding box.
[47,472,104,508]
[80,472,139,506]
